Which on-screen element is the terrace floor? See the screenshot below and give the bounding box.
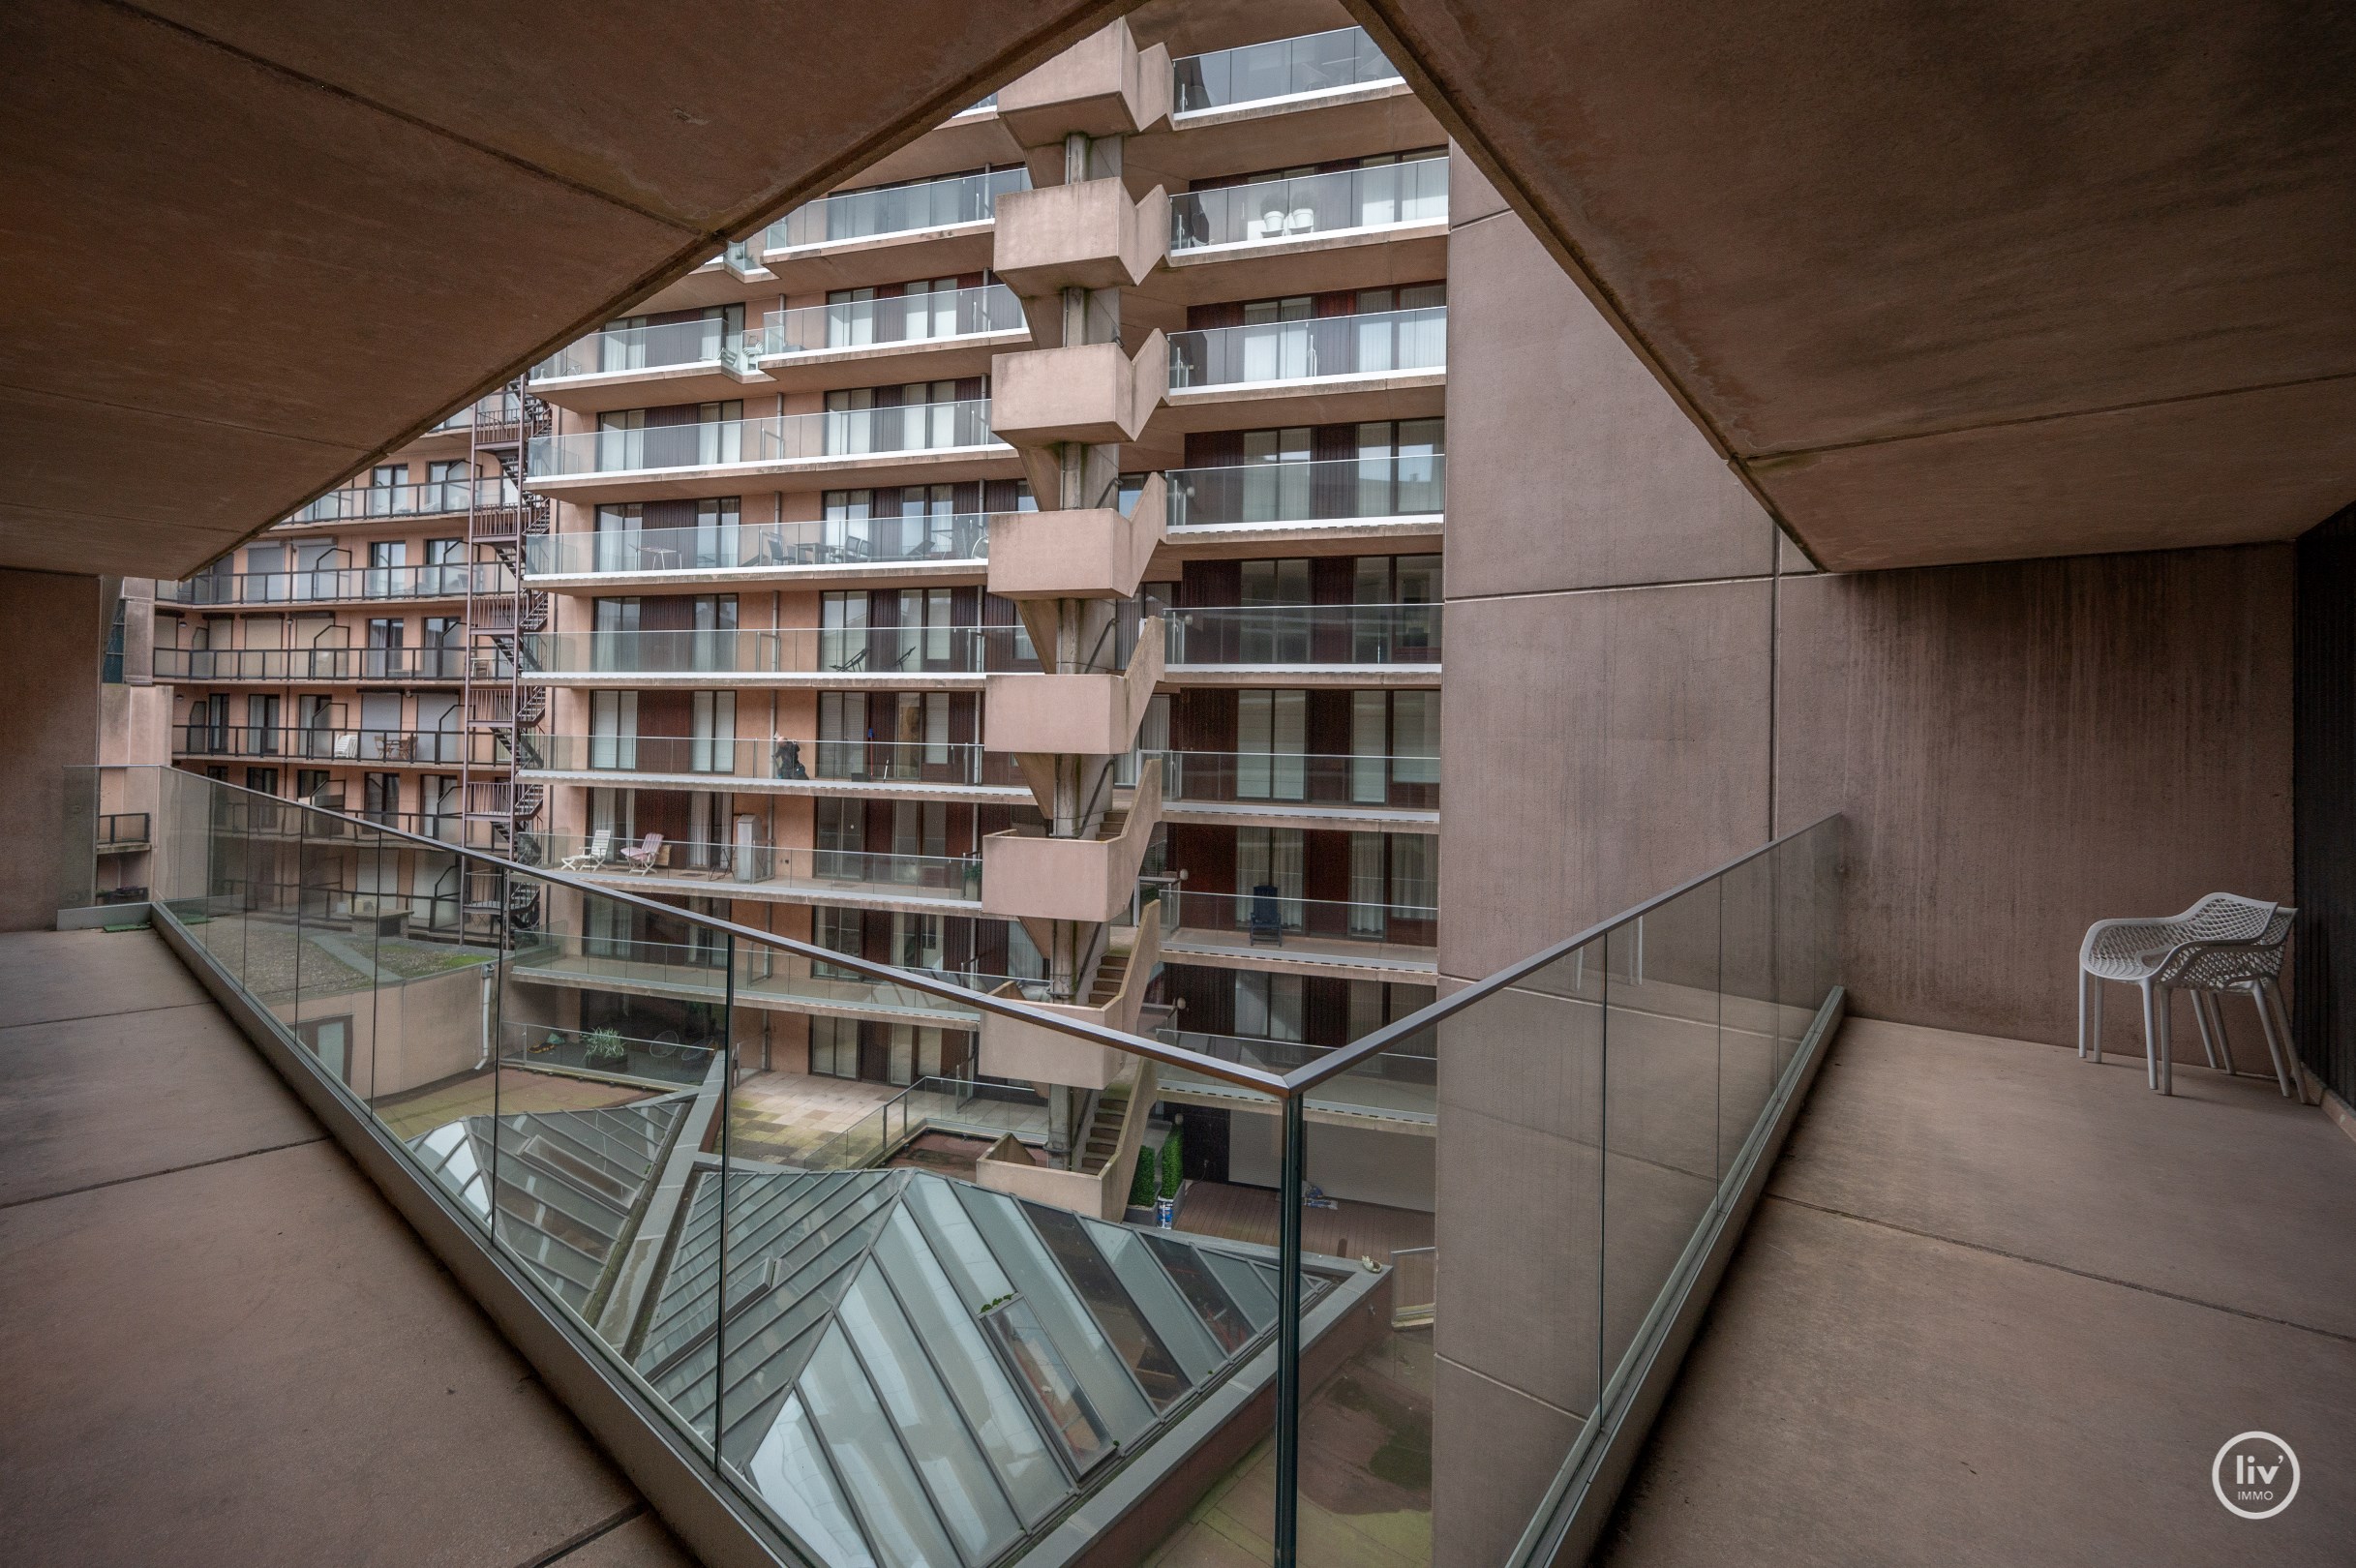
[1600,1016,2356,1566]
[0,926,697,1568]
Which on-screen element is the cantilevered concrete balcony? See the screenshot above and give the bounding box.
[985,334,1167,461]
[989,177,1171,299]
[987,474,1165,601]
[982,617,1162,757]
[749,167,1028,293]
[995,16,1171,152]
[1163,156,1451,305]
[980,758,1163,926]
[1161,305,1448,431]
[528,321,771,414]
[523,402,1018,504]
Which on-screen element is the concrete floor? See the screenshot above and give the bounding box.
[0,926,699,1568]
[1599,1016,2356,1566]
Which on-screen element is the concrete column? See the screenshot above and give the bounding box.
[0,569,108,930]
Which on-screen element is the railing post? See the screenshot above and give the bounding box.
[713,927,734,1469]
[1274,1092,1304,1568]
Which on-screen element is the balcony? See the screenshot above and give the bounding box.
[280,475,519,528]
[1163,305,1446,429]
[155,647,469,683]
[752,166,1028,290]
[177,723,484,767]
[519,735,1026,796]
[982,615,1162,756]
[158,562,508,606]
[981,758,1163,925]
[523,400,1013,501]
[520,624,1037,684]
[1157,747,1438,823]
[747,284,1028,392]
[996,15,1170,148]
[1156,1027,1436,1131]
[1164,156,1449,302]
[1163,602,1441,681]
[1165,452,1445,541]
[986,474,1163,601]
[538,833,984,910]
[1158,887,1437,979]
[1157,25,1435,190]
[1172,26,1403,115]
[989,178,1170,299]
[528,318,767,412]
[524,512,999,584]
[985,334,1167,458]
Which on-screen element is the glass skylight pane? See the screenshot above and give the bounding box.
[1200,1251,1279,1330]
[950,1185,1154,1439]
[801,1325,966,1568]
[746,1393,877,1568]
[1139,1232,1256,1353]
[839,1267,1020,1562]
[1020,1203,1192,1410]
[1083,1218,1224,1383]
[903,1176,1016,1310]
[874,1211,1065,1523]
[982,1299,1117,1476]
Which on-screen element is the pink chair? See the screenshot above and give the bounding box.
[622,831,664,873]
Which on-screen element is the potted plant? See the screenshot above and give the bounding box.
[583,1025,628,1069]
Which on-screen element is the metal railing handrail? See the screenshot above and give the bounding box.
[144,767,1289,1096]
[1282,812,1844,1092]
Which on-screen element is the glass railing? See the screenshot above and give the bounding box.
[1163,603,1440,665]
[800,1075,1046,1170]
[1170,157,1447,251]
[528,401,1001,478]
[749,284,1024,359]
[1161,888,1438,949]
[535,831,983,900]
[428,391,524,435]
[1166,453,1445,528]
[158,563,506,605]
[1154,748,1437,809]
[522,624,1043,677]
[760,167,1029,252]
[1172,24,1401,112]
[284,476,519,525]
[1168,307,1445,388]
[177,724,484,766]
[73,763,1842,1568]
[525,513,1000,576]
[532,318,759,381]
[523,734,1020,789]
[154,647,469,681]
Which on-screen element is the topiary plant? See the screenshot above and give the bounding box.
[1158,1126,1184,1200]
[1130,1147,1158,1209]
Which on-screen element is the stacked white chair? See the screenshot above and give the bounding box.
[2078,894,2300,1097]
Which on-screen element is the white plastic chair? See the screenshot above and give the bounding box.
[2078,894,2288,1095]
[558,828,612,871]
[2149,908,2299,1099]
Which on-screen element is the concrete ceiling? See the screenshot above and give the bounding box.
[1348,0,2356,568]
[0,0,1129,579]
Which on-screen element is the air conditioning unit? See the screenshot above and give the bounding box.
[350,894,380,917]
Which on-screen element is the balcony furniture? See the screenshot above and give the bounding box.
[2150,908,2301,1099]
[771,739,808,780]
[621,832,664,873]
[558,829,613,871]
[2078,893,2288,1095]
[1249,885,1284,947]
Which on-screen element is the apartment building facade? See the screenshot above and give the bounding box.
[505,0,1447,1210]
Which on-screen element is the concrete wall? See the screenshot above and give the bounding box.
[1436,146,2295,1043]
[0,570,106,931]
[1432,147,2297,1567]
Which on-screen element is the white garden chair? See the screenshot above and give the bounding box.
[2148,907,2299,1099]
[558,828,613,871]
[2078,893,2291,1095]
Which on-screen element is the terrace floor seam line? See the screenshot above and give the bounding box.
[514,1502,649,1568]
[0,999,222,1032]
[0,1136,329,1213]
[1765,1192,2356,1345]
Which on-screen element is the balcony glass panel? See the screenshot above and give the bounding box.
[522,624,1043,678]
[1169,156,1447,251]
[528,402,1001,478]
[1154,749,1436,809]
[762,167,1029,251]
[1165,452,1444,528]
[1168,307,1445,388]
[159,562,505,605]
[751,285,1024,359]
[1172,24,1400,112]
[1163,604,1441,666]
[526,513,998,576]
[283,475,520,526]
[533,317,758,381]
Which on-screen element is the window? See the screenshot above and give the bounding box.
[1234,971,1305,1042]
[816,798,864,879]
[691,690,736,774]
[815,908,864,980]
[365,617,403,678]
[819,690,867,777]
[589,691,638,769]
[820,591,868,672]
[1237,690,1306,800]
[245,693,280,756]
[296,769,332,804]
[363,771,401,826]
[244,767,279,798]
[810,1016,859,1079]
[296,1016,353,1081]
